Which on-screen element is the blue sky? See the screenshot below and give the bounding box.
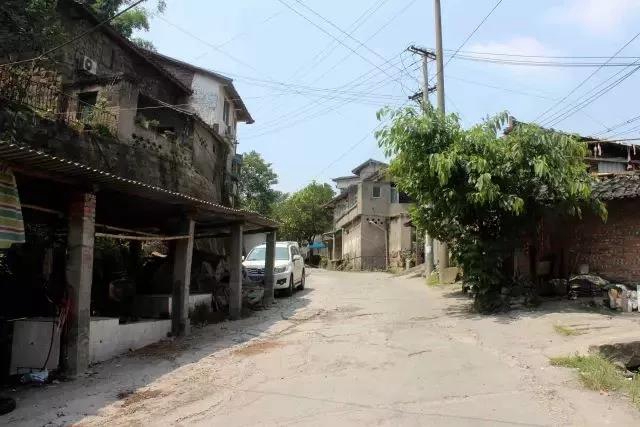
[139,0,640,193]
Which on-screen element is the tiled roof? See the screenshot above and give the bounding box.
[592,173,640,200]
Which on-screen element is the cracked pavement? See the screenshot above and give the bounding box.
[5,269,640,426]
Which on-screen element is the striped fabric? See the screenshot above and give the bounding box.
[0,164,25,248]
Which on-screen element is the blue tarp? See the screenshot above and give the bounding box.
[307,242,326,249]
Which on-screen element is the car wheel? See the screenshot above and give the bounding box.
[299,270,305,290]
[286,274,294,296]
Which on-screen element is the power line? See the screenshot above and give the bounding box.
[242,63,413,138]
[532,29,640,125]
[276,0,402,82]
[0,0,148,68]
[441,48,640,60]
[543,64,640,127]
[288,0,389,83]
[255,0,390,115]
[452,55,640,67]
[444,0,504,67]
[243,51,413,135]
[257,0,419,125]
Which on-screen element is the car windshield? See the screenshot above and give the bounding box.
[246,247,290,261]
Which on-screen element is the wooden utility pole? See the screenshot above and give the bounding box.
[433,0,449,270]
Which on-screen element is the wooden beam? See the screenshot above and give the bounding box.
[195,227,277,240]
[94,232,190,241]
[22,203,65,217]
[95,223,162,237]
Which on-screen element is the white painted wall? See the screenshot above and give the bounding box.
[190,72,237,137]
[89,318,171,364]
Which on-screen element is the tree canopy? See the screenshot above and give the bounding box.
[274,182,335,245]
[376,105,606,312]
[238,151,283,215]
[90,0,166,50]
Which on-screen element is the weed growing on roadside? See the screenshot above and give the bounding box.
[550,354,640,409]
[553,324,583,336]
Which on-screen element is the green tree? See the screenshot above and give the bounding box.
[238,151,281,215]
[376,105,606,312]
[0,0,65,56]
[90,0,166,49]
[274,182,335,245]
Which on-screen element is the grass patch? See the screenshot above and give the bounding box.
[426,271,440,286]
[550,354,640,409]
[553,324,582,336]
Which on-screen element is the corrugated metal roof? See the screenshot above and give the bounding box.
[0,141,277,228]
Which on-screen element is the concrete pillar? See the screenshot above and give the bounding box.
[263,231,276,306]
[424,233,434,277]
[437,241,449,271]
[172,219,195,337]
[64,192,96,377]
[229,223,243,320]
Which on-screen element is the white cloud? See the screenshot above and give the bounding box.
[549,0,640,34]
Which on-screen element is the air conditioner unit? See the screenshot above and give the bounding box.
[80,56,97,75]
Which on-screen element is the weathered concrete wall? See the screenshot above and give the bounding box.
[389,214,412,267]
[360,181,391,217]
[57,6,186,105]
[342,219,362,269]
[360,215,387,270]
[0,105,217,202]
[567,199,640,282]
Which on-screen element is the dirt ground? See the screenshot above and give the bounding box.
[4,269,640,426]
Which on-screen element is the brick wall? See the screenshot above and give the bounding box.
[568,199,640,282]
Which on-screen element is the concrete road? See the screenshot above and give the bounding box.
[6,270,640,426]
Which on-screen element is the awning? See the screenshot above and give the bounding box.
[0,140,278,232]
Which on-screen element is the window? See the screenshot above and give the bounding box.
[223,99,230,126]
[390,186,399,203]
[76,91,98,122]
[246,247,289,261]
[372,185,381,198]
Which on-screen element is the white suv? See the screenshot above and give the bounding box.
[242,241,305,296]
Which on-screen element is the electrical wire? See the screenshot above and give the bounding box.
[532,28,640,125]
[430,0,503,86]
[544,64,640,127]
[0,0,148,68]
[256,0,419,123]
[444,0,503,67]
[276,0,403,83]
[288,0,389,83]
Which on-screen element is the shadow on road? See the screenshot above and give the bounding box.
[2,285,314,426]
[437,285,621,325]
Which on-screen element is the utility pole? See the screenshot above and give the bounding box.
[433,0,449,271]
[408,45,436,278]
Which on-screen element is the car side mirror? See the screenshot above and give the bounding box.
[294,254,302,261]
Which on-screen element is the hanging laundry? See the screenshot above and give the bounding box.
[0,163,25,249]
[597,143,602,156]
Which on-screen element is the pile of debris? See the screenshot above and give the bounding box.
[565,274,640,312]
